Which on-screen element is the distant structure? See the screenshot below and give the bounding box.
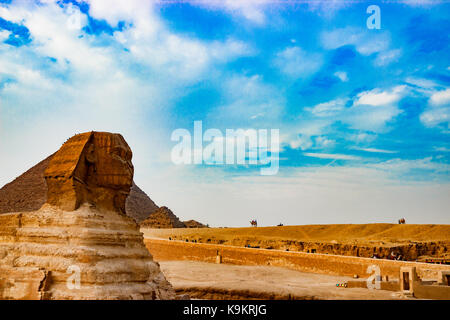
[140,206,185,229]
[398,218,406,224]
[277,223,284,226]
[250,219,257,227]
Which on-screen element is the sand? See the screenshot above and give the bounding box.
[143,224,450,261]
[144,224,450,243]
[159,261,407,300]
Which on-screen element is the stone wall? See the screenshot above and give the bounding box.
[145,239,450,280]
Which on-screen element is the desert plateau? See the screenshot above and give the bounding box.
[143,224,450,261]
[142,225,450,300]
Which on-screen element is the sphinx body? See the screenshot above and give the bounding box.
[0,132,175,300]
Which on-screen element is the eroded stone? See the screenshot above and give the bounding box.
[0,132,176,300]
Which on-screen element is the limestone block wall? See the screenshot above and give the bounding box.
[413,282,450,299]
[145,239,450,280]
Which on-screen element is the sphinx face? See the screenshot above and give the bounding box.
[44,132,134,213]
[87,133,134,190]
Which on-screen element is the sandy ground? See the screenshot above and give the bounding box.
[144,224,450,244]
[144,225,450,261]
[159,261,407,300]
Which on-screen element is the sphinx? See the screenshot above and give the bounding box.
[0,132,175,300]
[44,132,134,214]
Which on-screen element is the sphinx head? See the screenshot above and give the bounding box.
[44,132,134,214]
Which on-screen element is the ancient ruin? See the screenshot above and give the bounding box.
[183,220,208,228]
[0,131,176,300]
[140,206,186,229]
[0,150,159,224]
[44,132,133,214]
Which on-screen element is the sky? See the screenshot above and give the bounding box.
[0,0,449,226]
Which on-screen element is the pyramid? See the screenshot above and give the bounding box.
[140,206,186,228]
[183,219,208,228]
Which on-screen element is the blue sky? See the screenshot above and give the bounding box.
[0,0,449,226]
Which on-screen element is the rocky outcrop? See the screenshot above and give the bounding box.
[140,206,186,229]
[0,131,176,300]
[168,236,450,261]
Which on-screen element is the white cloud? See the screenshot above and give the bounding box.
[87,0,154,27]
[303,153,361,161]
[420,106,450,128]
[211,74,284,124]
[300,87,405,134]
[0,30,11,42]
[339,86,406,132]
[348,132,377,143]
[0,0,252,187]
[314,136,335,149]
[87,0,253,81]
[115,25,252,81]
[306,98,347,117]
[354,86,406,106]
[284,119,333,151]
[430,88,450,106]
[185,0,271,25]
[369,157,449,173]
[321,27,390,56]
[420,88,450,128]
[288,134,335,151]
[287,87,406,152]
[343,103,402,133]
[1,2,110,73]
[273,46,323,79]
[352,147,397,154]
[374,49,402,66]
[334,71,348,82]
[405,77,439,90]
[404,0,443,7]
[306,0,351,15]
[434,146,450,152]
[289,135,312,150]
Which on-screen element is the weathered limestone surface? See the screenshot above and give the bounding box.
[0,149,158,224]
[0,132,175,300]
[44,132,134,214]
